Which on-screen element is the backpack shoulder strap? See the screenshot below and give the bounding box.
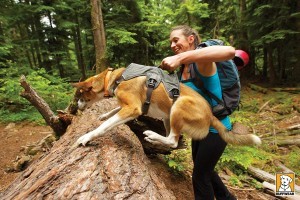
[191,63,224,106]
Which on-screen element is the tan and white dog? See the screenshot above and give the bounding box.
[72,67,261,148]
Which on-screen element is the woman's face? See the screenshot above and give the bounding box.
[169,29,194,54]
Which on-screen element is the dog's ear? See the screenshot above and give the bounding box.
[71,81,93,90]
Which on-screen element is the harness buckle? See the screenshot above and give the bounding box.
[171,89,180,98]
[147,78,156,88]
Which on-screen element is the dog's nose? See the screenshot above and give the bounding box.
[77,99,86,110]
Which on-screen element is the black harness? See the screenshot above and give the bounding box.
[114,63,180,115]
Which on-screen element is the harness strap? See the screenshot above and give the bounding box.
[114,68,180,115]
[104,68,114,97]
[142,78,156,114]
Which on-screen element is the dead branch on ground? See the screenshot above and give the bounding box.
[19,75,72,137]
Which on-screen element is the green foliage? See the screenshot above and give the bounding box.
[219,145,273,170]
[0,64,73,123]
[228,175,243,187]
[164,143,192,173]
[282,147,300,176]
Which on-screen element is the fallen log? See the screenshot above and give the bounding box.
[247,166,274,183]
[270,88,300,94]
[273,160,294,173]
[287,124,300,130]
[263,135,300,146]
[248,83,268,94]
[0,99,193,199]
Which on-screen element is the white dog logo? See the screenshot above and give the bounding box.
[278,175,292,192]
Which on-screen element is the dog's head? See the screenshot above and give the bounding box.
[280,175,292,186]
[72,70,107,110]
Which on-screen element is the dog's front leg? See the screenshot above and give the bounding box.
[163,118,170,136]
[75,113,135,147]
[98,106,121,120]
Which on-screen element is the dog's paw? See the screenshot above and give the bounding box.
[144,137,163,146]
[75,134,92,147]
[143,130,161,143]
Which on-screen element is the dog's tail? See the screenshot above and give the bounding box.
[211,116,261,146]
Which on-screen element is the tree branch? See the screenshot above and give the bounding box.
[19,75,71,137]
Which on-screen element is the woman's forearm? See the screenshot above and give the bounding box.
[160,46,235,71]
[177,46,235,65]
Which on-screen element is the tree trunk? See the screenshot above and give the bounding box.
[267,47,277,85]
[238,0,254,79]
[73,12,86,80]
[262,47,268,79]
[0,99,186,200]
[90,0,107,73]
[292,0,300,83]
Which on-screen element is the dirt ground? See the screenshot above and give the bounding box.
[0,122,52,192]
[0,122,279,199]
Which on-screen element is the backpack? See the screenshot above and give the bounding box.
[180,39,241,119]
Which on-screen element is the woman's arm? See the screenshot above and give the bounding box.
[160,46,235,72]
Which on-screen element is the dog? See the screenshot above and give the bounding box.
[278,175,293,192]
[72,67,261,148]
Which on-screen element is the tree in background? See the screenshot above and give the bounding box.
[0,0,299,85]
[91,0,106,74]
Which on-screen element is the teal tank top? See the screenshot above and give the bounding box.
[180,65,232,133]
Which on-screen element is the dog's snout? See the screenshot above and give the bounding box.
[77,99,87,110]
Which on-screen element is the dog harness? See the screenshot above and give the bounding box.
[104,68,114,97]
[115,63,180,114]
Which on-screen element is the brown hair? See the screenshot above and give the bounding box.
[171,25,201,48]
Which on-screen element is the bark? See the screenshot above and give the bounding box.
[247,166,275,183]
[91,0,107,73]
[267,47,277,85]
[0,99,182,200]
[73,12,86,80]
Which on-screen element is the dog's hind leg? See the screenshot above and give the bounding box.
[98,106,121,120]
[75,106,141,147]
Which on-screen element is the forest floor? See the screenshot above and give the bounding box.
[0,86,299,199]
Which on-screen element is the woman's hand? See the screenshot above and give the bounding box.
[160,55,181,72]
